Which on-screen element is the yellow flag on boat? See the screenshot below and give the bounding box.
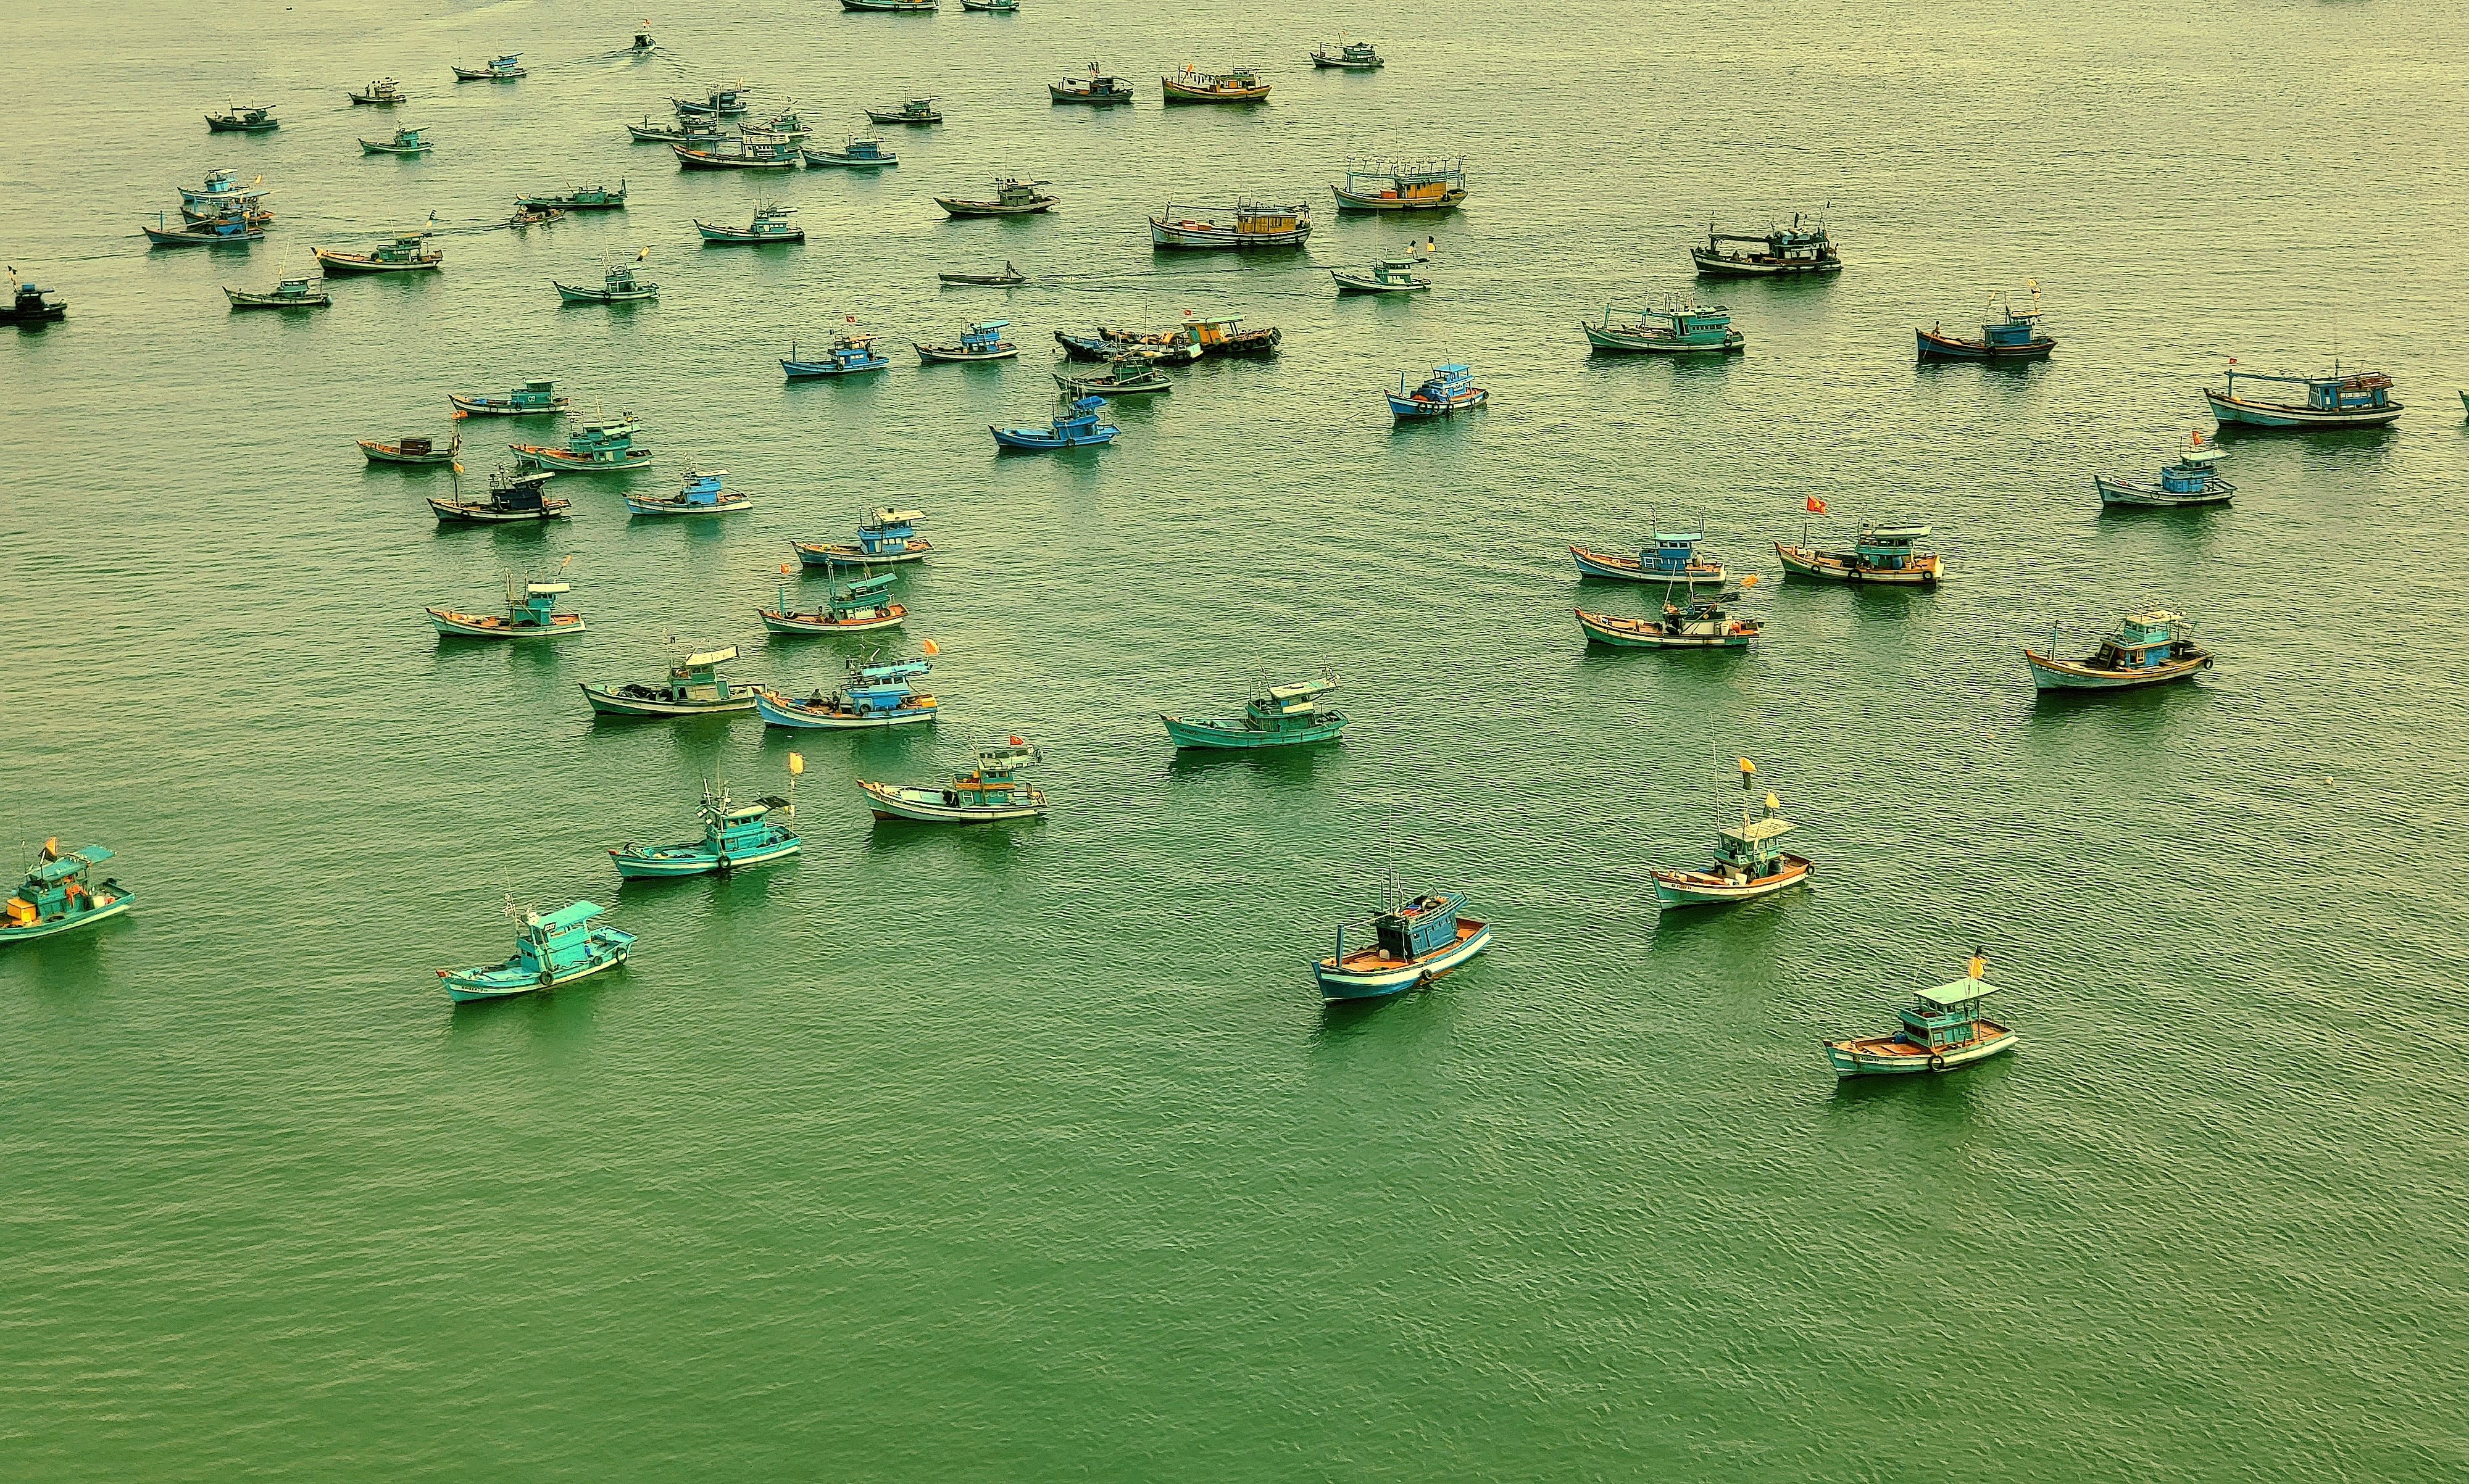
[636,246,650,262]
[920,637,940,657]
[1969,951,1987,980]
[1741,574,1759,587]
[1737,758,1754,776]
[451,462,462,474]
[1765,792,1780,812]
[788,752,804,776]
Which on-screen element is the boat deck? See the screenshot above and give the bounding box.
[1833,1021,2010,1059]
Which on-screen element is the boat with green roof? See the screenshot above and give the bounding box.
[1824,953,2017,1076]
[1162,671,1346,748]
[2,841,133,946]
[611,786,801,878]
[581,645,763,718]
[1651,758,1810,908]
[427,569,585,640]
[759,570,906,634]
[859,739,1047,824]
[436,901,633,1004]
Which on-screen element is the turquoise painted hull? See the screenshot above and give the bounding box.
[1312,921,1491,1002]
[611,834,801,878]
[1160,714,1346,748]
[0,890,133,945]
[1825,1026,2017,1076]
[442,947,628,1003]
[755,690,938,729]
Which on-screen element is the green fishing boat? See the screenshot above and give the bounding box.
[1,840,134,946]
[1824,953,2018,1076]
[1162,670,1346,748]
[580,646,764,718]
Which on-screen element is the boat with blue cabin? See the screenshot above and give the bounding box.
[428,465,569,524]
[360,126,431,156]
[511,414,654,474]
[180,168,267,209]
[697,202,803,244]
[554,262,657,304]
[916,320,1018,362]
[1917,295,2055,362]
[453,54,527,82]
[802,132,897,168]
[1162,671,1346,748]
[2,841,133,947]
[1825,954,2017,1076]
[449,379,568,417]
[1583,301,1744,354]
[2024,610,2212,693]
[783,331,891,378]
[794,508,930,566]
[625,467,752,517]
[1576,584,1762,651]
[144,211,265,248]
[2095,434,2234,508]
[1388,363,1488,418]
[859,739,1046,823]
[426,573,586,639]
[436,901,633,1003]
[581,645,763,716]
[1570,528,1726,587]
[611,787,800,879]
[1312,881,1492,1003]
[1691,214,1841,276]
[759,570,907,634]
[1776,522,1941,584]
[1651,760,1810,908]
[991,394,1119,450]
[2205,363,2400,431]
[757,652,939,729]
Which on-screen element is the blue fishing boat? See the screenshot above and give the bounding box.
[1569,528,1726,587]
[1691,214,1841,276]
[793,508,930,566]
[359,126,431,156]
[554,261,657,304]
[426,571,586,639]
[759,570,907,634]
[1583,302,1744,354]
[991,394,1119,450]
[2024,610,2212,693]
[916,319,1018,363]
[436,901,633,1003]
[624,467,752,517]
[859,739,1046,823]
[1,840,133,947]
[449,379,568,417]
[2205,363,2401,430]
[178,168,267,209]
[143,211,265,248]
[581,645,763,716]
[801,132,898,168]
[511,414,654,474]
[1917,294,2055,362]
[1776,517,1942,584]
[1576,584,1762,651]
[1386,363,1487,418]
[611,786,801,879]
[781,332,890,378]
[1651,759,1810,908]
[2095,433,2234,508]
[756,650,940,729]
[697,202,804,244]
[1825,953,2017,1076]
[1162,671,1346,748]
[6,278,68,325]
[1311,881,1493,1003]
[453,54,527,82]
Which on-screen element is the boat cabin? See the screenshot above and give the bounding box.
[1854,525,1931,571]
[2223,367,2394,413]
[2089,610,2194,672]
[1259,675,1337,722]
[512,580,571,626]
[960,320,1010,353]
[1646,530,1712,576]
[662,647,745,701]
[1233,204,1305,236]
[7,845,114,927]
[1897,977,2001,1053]
[1372,890,1467,962]
[675,470,729,506]
[1981,307,2046,349]
[517,900,610,976]
[1712,812,1795,881]
[831,571,901,617]
[489,467,554,508]
[859,508,924,552]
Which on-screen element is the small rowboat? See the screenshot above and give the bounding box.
[358,431,461,466]
[225,277,330,310]
[940,262,1027,286]
[842,0,937,10]
[454,55,527,81]
[1055,360,1172,397]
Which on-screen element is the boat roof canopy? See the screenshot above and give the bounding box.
[1266,676,1336,702]
[873,507,924,523]
[1722,817,1796,844]
[31,846,113,884]
[1862,524,1932,540]
[1918,978,1999,1008]
[682,647,738,668]
[527,582,570,595]
[842,572,899,595]
[1654,531,1704,544]
[533,900,603,932]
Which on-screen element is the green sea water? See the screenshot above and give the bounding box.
[4,1,2467,1477]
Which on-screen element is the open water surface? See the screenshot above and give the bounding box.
[2,1,2466,1477]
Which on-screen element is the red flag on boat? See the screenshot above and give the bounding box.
[1805,495,1828,513]
[1008,736,1023,747]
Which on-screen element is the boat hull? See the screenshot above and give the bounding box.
[1652,855,1812,909]
[759,607,906,634]
[359,441,457,465]
[935,197,1057,217]
[782,357,889,378]
[1054,373,1170,397]
[611,836,801,879]
[2093,475,2232,508]
[859,780,1044,823]
[755,691,938,729]
[1051,85,1133,104]
[226,289,330,309]
[801,150,897,168]
[623,494,752,516]
[1331,272,1430,294]
[448,394,569,416]
[145,226,264,248]
[1567,545,1725,586]
[1689,248,1842,278]
[580,684,762,717]
[1388,389,1488,418]
[1825,1024,2017,1076]
[1775,544,1942,584]
[426,608,586,640]
[1330,186,1465,213]
[917,344,1019,363]
[428,498,569,524]
[1916,328,2055,362]
[697,223,806,244]
[1313,920,1491,1002]
[1582,325,1744,354]
[359,140,431,156]
[991,425,1117,450]
[442,949,625,1003]
[1162,714,1346,748]
[2023,649,2211,692]
[794,540,928,566]
[2203,389,2400,431]
[1575,607,1757,650]
[0,890,133,945]
[314,250,441,275]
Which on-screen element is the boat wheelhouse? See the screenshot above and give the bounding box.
[1775,523,1941,584]
[1331,157,1465,212]
[1583,302,1743,354]
[1052,64,1135,104]
[436,901,633,1003]
[624,467,751,517]
[178,169,267,209]
[1824,956,2017,1076]
[510,413,654,474]
[1162,64,1270,103]
[1570,528,1726,587]
[428,466,570,524]
[1312,885,1491,1003]
[1162,670,1346,748]
[582,645,764,717]
[1387,363,1487,418]
[759,570,907,634]
[1690,214,1842,276]
[2204,364,2401,431]
[611,788,800,879]
[2095,434,2234,508]
[756,653,939,729]
[314,234,444,274]
[1651,760,1810,908]
[2024,610,2212,693]
[449,379,568,417]
[783,332,891,378]
[1149,201,1312,250]
[427,574,586,639]
[859,739,1047,823]
[1917,298,2056,362]
[2,842,133,946]
[794,508,930,566]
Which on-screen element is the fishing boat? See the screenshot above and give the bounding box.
[673,138,799,170]
[1775,520,1942,584]
[359,126,431,156]
[511,414,654,474]
[1054,357,1173,397]
[744,109,811,143]
[1312,883,1491,1003]
[1057,325,1199,366]
[517,181,627,211]
[935,177,1058,217]
[1051,64,1134,104]
[314,234,443,274]
[449,379,568,417]
[428,466,570,524]
[1161,670,1346,748]
[553,261,658,304]
[1310,39,1384,70]
[581,645,763,716]
[1162,64,1270,104]
[180,196,275,225]
[759,570,907,634]
[860,739,1046,823]
[916,319,1018,363]
[178,168,266,210]
[1331,256,1431,294]
[1825,953,2017,1077]
[437,901,632,1003]
[224,276,330,310]
[205,103,279,133]
[1,841,133,947]
[959,0,1018,11]
[1569,528,1726,587]
[1917,297,2055,362]
[697,203,804,244]
[991,395,1119,450]
[348,78,407,106]
[940,262,1027,286]
[1651,760,1811,908]
[1387,363,1488,418]
[357,430,461,466]
[2094,433,2234,508]
[866,97,944,125]
[801,133,897,168]
[671,85,749,117]
[1186,314,1280,358]
[2204,363,2401,431]
[508,207,564,230]
[1575,585,1762,650]
[1691,215,1842,276]
[2023,610,2212,692]
[842,0,937,11]
[626,114,727,144]
[452,54,527,82]
[610,787,799,878]
[1331,157,1465,212]
[426,573,586,639]
[3,278,68,325]
[1583,301,1744,354]
[633,23,656,50]
[756,652,939,729]
[782,332,891,378]
[143,212,265,248]
[794,508,930,566]
[1150,201,1311,250]
[624,467,752,517]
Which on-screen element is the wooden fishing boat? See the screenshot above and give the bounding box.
[1918,297,2055,362]
[1162,671,1345,748]
[427,574,586,639]
[2204,363,2400,430]
[744,109,810,143]
[1331,256,1431,294]
[867,97,944,126]
[511,414,654,474]
[626,115,727,145]
[991,394,1118,450]
[1054,358,1173,397]
[861,740,1045,823]
[1186,315,1280,358]
[314,234,443,274]
[673,138,799,170]
[449,379,567,417]
[2095,434,2234,508]
[143,212,265,248]
[2024,610,2212,693]
[958,0,1020,12]
[759,570,907,634]
[1162,64,1270,104]
[1331,157,1465,212]
[1825,955,2017,1076]
[357,430,462,465]
[1149,201,1311,250]
[3,279,68,325]
[1051,64,1134,104]
[624,468,751,517]
[180,197,275,225]
[437,901,632,1003]
[582,646,763,716]
[1312,886,1490,1003]
[756,653,939,729]
[1,842,133,947]
[1652,760,1811,908]
[801,133,897,168]
[509,207,564,230]
[517,181,627,210]
[670,85,749,117]
[1575,586,1761,650]
[205,104,279,133]
[940,262,1027,286]
[783,332,891,378]
[1691,214,1841,276]
[696,203,804,244]
[611,788,800,879]
[1583,301,1744,354]
[1310,39,1384,70]
[348,79,407,106]
[428,466,570,524]
[359,126,431,157]
[553,262,657,304]
[1569,528,1726,587]
[1387,363,1487,418]
[935,177,1058,217]
[916,319,1018,362]
[1776,518,1941,584]
[453,54,527,82]
[1070,325,1200,365]
[842,0,937,11]
[178,168,266,209]
[794,508,930,566]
